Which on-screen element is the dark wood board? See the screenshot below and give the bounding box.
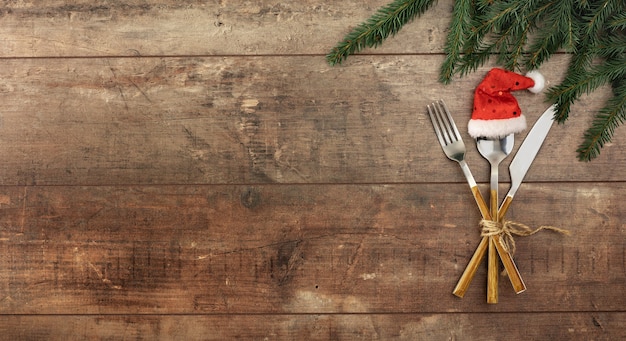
[0,0,447,57]
[0,56,620,185]
[1,0,624,338]
[0,184,623,314]
[1,313,623,340]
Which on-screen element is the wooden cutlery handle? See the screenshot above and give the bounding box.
[493,235,526,293]
[453,237,488,297]
[453,189,525,298]
[453,235,526,297]
[499,195,513,219]
[454,185,526,300]
[488,187,498,303]
[490,189,498,221]
[494,194,526,294]
[470,186,490,219]
[453,186,490,298]
[487,238,499,303]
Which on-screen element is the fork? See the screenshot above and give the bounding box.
[427,100,489,218]
[427,100,525,300]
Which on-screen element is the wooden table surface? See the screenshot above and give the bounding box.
[1,0,625,339]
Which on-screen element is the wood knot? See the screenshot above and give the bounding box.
[241,188,261,209]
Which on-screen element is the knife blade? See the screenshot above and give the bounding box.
[498,104,556,217]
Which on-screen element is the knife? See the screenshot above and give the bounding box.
[452,104,556,298]
[498,104,556,218]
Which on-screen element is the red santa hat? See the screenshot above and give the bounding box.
[468,68,545,139]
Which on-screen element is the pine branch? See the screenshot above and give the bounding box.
[609,12,626,30]
[326,0,437,65]
[596,57,626,82]
[558,0,580,49]
[555,4,600,115]
[549,38,595,122]
[525,0,578,69]
[549,6,623,124]
[596,32,626,58]
[439,0,473,83]
[548,56,626,123]
[577,81,626,160]
[584,0,619,35]
[454,0,558,75]
[525,26,565,70]
[499,1,538,70]
[452,3,518,77]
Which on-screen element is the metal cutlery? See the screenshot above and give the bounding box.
[476,135,515,302]
[427,99,525,299]
[477,135,515,221]
[449,104,557,299]
[498,105,557,219]
[427,100,490,218]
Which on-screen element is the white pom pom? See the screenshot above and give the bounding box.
[526,70,545,94]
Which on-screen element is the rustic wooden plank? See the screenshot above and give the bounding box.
[4,0,622,338]
[0,55,621,185]
[1,312,624,340]
[0,0,450,58]
[0,183,624,314]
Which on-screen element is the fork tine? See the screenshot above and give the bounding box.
[438,100,462,143]
[432,101,452,144]
[427,104,447,147]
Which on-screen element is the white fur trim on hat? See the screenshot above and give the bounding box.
[468,115,527,139]
[525,70,545,94]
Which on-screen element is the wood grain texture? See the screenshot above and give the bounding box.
[0,183,624,314]
[1,313,624,340]
[0,0,448,57]
[1,0,624,338]
[0,55,621,185]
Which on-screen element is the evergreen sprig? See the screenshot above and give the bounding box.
[326,0,437,66]
[576,80,626,159]
[328,0,626,161]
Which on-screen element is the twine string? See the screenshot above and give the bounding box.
[480,219,570,255]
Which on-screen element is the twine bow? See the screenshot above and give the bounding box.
[480,219,570,255]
